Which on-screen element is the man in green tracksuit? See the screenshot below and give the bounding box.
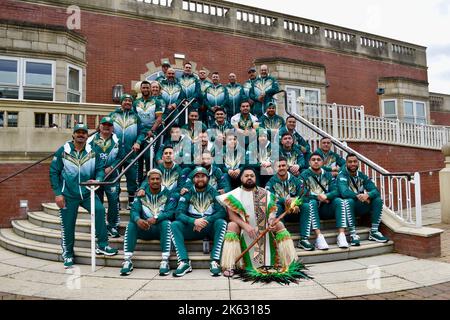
[315,137,346,177]
[215,131,247,189]
[266,157,305,222]
[171,167,228,277]
[225,73,247,121]
[207,108,233,147]
[160,68,186,130]
[280,132,307,177]
[243,67,257,107]
[249,65,280,118]
[133,81,163,184]
[246,128,276,186]
[120,169,178,276]
[204,72,228,127]
[109,94,142,209]
[49,123,118,269]
[279,116,311,162]
[198,69,212,124]
[181,109,207,142]
[155,60,171,83]
[337,154,389,245]
[87,117,122,238]
[156,125,190,165]
[178,62,201,125]
[259,100,285,141]
[299,152,353,251]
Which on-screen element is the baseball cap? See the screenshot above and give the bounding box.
[100,116,113,125]
[162,60,171,67]
[248,67,256,73]
[73,123,88,133]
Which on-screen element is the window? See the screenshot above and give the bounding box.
[382,100,397,120]
[67,65,82,102]
[403,100,427,124]
[0,56,55,101]
[286,85,320,107]
[7,112,18,127]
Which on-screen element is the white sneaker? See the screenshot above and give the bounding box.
[315,234,329,250]
[337,232,349,249]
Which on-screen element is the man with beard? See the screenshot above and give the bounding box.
[226,73,247,121]
[259,100,285,138]
[207,108,232,148]
[120,169,178,276]
[50,123,118,269]
[160,68,185,130]
[299,152,352,251]
[204,72,228,127]
[156,125,189,165]
[87,117,122,238]
[249,65,280,118]
[155,60,171,83]
[243,67,257,107]
[218,167,299,278]
[171,167,228,277]
[246,128,276,186]
[181,109,207,142]
[337,154,389,245]
[315,137,346,177]
[280,132,307,177]
[216,130,247,189]
[178,62,201,124]
[230,100,259,148]
[198,69,212,124]
[279,116,311,162]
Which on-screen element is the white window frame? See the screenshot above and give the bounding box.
[285,85,321,104]
[0,56,55,101]
[0,56,20,86]
[403,99,427,124]
[67,64,83,103]
[382,99,398,120]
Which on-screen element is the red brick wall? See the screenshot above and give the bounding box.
[0,163,54,228]
[348,142,444,204]
[0,0,428,116]
[430,111,450,126]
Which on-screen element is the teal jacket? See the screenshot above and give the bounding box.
[175,185,226,225]
[280,145,307,171]
[243,79,255,101]
[278,126,311,158]
[226,83,247,117]
[300,168,338,202]
[155,135,190,165]
[130,186,178,223]
[215,145,247,173]
[50,141,104,199]
[260,113,286,131]
[204,83,228,112]
[160,78,185,109]
[206,121,233,142]
[249,75,280,117]
[133,96,163,129]
[179,73,201,107]
[337,168,380,200]
[109,107,142,155]
[139,163,185,194]
[87,132,122,177]
[315,148,346,173]
[266,173,305,215]
[183,165,231,193]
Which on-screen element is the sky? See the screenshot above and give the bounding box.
[226,0,450,94]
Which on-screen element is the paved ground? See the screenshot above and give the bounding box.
[1,202,449,300]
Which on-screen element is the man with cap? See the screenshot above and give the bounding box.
[170,167,228,277]
[87,116,123,238]
[259,100,286,137]
[225,73,247,121]
[156,60,171,83]
[243,67,257,106]
[109,93,143,209]
[279,116,311,162]
[280,132,307,177]
[337,154,389,245]
[50,123,118,269]
[299,152,352,251]
[249,65,280,118]
[120,169,179,276]
[204,72,228,127]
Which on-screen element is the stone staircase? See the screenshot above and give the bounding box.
[0,191,394,268]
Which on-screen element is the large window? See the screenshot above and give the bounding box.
[0,111,18,128]
[404,100,426,124]
[382,99,397,120]
[0,56,55,101]
[67,65,82,102]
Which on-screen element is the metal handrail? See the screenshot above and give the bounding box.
[81,98,196,187]
[280,90,415,180]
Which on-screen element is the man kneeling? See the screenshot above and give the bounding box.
[218,167,298,278]
[120,169,178,276]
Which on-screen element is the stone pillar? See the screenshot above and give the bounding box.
[440,143,450,223]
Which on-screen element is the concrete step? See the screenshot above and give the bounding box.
[12,219,371,252]
[0,228,394,268]
[25,211,370,245]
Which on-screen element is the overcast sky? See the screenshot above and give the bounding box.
[226,0,450,94]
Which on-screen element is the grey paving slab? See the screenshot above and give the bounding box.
[8,269,77,286]
[130,290,230,300]
[0,277,57,297]
[37,262,103,276]
[90,266,159,279]
[312,268,392,285]
[307,259,366,274]
[351,253,418,267]
[37,286,136,300]
[229,277,315,290]
[142,279,229,291]
[78,275,149,291]
[0,263,26,277]
[230,284,335,300]
[1,256,53,269]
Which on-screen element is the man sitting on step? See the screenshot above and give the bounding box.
[120,169,178,276]
[299,152,353,251]
[49,123,118,269]
[337,153,389,245]
[170,167,228,277]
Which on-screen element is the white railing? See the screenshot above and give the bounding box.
[287,99,423,227]
[296,101,450,150]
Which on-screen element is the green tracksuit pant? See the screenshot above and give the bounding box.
[346,197,383,232]
[171,219,227,262]
[60,195,108,259]
[123,220,172,258]
[96,182,120,228]
[299,198,353,238]
[119,160,139,197]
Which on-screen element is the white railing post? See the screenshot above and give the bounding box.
[149,138,154,170]
[331,103,339,138]
[87,185,99,272]
[420,124,425,147]
[359,105,366,140]
[413,172,422,227]
[396,119,401,144]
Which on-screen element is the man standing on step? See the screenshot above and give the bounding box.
[204,72,228,127]
[120,169,178,276]
[50,123,118,269]
[109,94,142,209]
[225,73,246,122]
[337,154,389,245]
[299,152,352,251]
[87,117,122,238]
[171,167,228,277]
[249,65,280,118]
